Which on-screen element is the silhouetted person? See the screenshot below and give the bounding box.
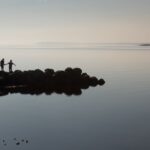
[0,58,5,71]
[6,60,16,72]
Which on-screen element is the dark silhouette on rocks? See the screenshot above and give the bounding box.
[0,58,5,71]
[6,60,16,72]
[0,67,105,96]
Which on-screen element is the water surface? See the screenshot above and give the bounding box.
[0,45,150,150]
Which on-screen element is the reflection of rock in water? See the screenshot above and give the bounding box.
[0,67,105,96]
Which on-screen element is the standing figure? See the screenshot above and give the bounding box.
[7,60,16,72]
[0,58,5,71]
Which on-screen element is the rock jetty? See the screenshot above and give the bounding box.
[0,67,105,96]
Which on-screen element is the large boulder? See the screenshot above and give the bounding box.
[45,69,54,77]
[89,77,99,87]
[98,78,105,85]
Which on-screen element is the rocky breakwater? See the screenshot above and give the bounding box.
[0,68,105,96]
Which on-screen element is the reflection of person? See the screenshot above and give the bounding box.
[6,60,16,72]
[0,58,5,71]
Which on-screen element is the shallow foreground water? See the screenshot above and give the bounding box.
[0,44,150,150]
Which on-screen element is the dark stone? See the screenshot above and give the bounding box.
[98,78,105,85]
[89,77,98,86]
[65,67,73,75]
[73,68,82,76]
[45,69,54,76]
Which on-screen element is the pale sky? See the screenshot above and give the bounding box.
[0,0,150,45]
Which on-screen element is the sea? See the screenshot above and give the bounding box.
[0,43,150,150]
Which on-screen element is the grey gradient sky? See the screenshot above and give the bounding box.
[0,0,150,45]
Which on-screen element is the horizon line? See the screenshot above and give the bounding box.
[0,42,148,47]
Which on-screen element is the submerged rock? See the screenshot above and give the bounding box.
[16,142,20,146]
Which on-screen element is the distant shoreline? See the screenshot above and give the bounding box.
[140,43,150,46]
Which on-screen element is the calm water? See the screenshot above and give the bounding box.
[0,45,150,150]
